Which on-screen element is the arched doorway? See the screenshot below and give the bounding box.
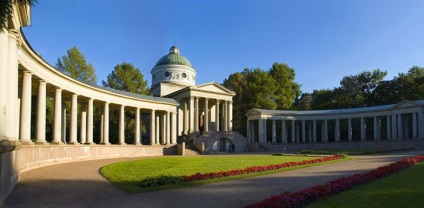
[212,137,233,152]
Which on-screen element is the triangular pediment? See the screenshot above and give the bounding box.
[246,109,262,116]
[193,82,236,95]
[390,100,423,110]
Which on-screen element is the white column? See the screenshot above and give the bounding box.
[204,98,209,132]
[373,116,378,140]
[263,119,267,142]
[69,94,78,144]
[272,119,276,143]
[195,97,199,132]
[156,114,160,144]
[119,105,125,145]
[103,102,110,144]
[20,71,32,143]
[36,80,47,143]
[302,120,306,142]
[100,114,104,143]
[87,98,94,144]
[229,101,233,131]
[80,110,86,144]
[184,100,188,134]
[166,111,171,144]
[391,114,397,139]
[0,30,9,141]
[324,120,328,142]
[418,111,424,138]
[150,110,156,145]
[291,120,295,143]
[215,99,220,131]
[282,120,286,143]
[377,117,382,140]
[335,119,340,142]
[397,114,402,139]
[171,111,177,144]
[308,121,312,142]
[86,98,94,144]
[360,117,365,141]
[348,118,352,142]
[189,96,195,133]
[1,29,19,141]
[247,120,251,142]
[386,115,391,140]
[313,120,317,142]
[412,112,417,139]
[135,107,141,145]
[258,119,263,143]
[223,101,228,131]
[161,113,166,144]
[52,88,62,144]
[62,106,67,143]
[251,121,255,142]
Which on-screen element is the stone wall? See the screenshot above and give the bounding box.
[0,144,177,205]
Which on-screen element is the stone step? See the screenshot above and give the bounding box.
[184,148,200,155]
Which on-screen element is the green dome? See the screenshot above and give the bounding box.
[154,46,193,67]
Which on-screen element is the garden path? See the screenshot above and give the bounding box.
[4,151,423,208]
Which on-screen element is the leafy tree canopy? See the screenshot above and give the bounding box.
[56,46,97,85]
[102,62,150,95]
[223,63,300,135]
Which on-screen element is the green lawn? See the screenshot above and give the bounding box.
[307,162,424,208]
[100,155,346,193]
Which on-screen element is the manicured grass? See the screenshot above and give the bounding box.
[100,155,347,193]
[307,162,424,208]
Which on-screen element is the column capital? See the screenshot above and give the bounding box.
[38,79,47,85]
[22,70,32,76]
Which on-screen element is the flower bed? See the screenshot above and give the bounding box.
[140,155,344,187]
[245,155,424,208]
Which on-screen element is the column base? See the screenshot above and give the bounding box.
[84,142,96,145]
[66,142,80,145]
[100,142,111,145]
[118,143,127,145]
[134,143,142,146]
[20,141,34,145]
[50,141,64,145]
[35,141,49,145]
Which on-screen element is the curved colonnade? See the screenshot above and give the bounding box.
[0,4,182,203]
[18,37,178,146]
[247,102,424,148]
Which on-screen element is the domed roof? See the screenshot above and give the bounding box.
[154,46,193,67]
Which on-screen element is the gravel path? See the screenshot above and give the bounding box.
[5,151,423,208]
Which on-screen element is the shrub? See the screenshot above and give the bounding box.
[245,155,424,208]
[140,175,184,187]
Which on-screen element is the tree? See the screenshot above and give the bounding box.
[56,46,97,85]
[294,93,312,110]
[269,63,301,110]
[102,62,150,95]
[311,89,335,110]
[54,47,98,143]
[336,69,387,108]
[224,63,300,136]
[102,62,151,144]
[0,0,36,32]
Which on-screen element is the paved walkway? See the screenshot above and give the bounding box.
[5,151,423,208]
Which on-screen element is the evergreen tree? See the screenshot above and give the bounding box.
[56,46,97,85]
[102,62,150,95]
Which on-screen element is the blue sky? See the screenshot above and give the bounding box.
[22,0,424,93]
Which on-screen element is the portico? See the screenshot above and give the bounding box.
[246,100,424,144]
[165,82,235,136]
